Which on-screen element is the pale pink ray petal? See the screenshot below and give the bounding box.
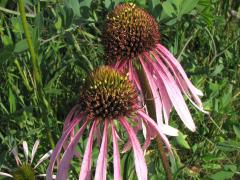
[0,172,13,178]
[137,111,172,150]
[63,105,80,131]
[12,146,22,166]
[122,117,142,153]
[31,140,40,164]
[119,116,147,180]
[115,59,128,72]
[34,150,53,169]
[146,55,196,131]
[63,113,84,159]
[79,120,97,180]
[94,119,109,180]
[111,121,122,180]
[56,118,91,180]
[114,59,122,68]
[37,174,56,179]
[95,126,102,147]
[22,141,29,163]
[153,49,207,113]
[157,44,203,96]
[142,119,152,151]
[161,124,179,136]
[139,55,164,126]
[46,116,81,180]
[129,60,141,92]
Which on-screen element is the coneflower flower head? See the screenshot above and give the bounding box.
[0,140,54,180]
[79,66,138,119]
[103,3,207,133]
[47,66,177,180]
[12,164,35,180]
[103,3,160,61]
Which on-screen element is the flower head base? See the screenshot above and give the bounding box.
[103,3,160,61]
[80,66,138,119]
[12,164,35,180]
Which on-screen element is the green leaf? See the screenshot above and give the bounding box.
[162,1,175,17]
[203,163,221,170]
[223,164,237,172]
[211,64,224,76]
[55,16,62,30]
[14,39,28,53]
[2,35,13,46]
[180,0,199,15]
[210,171,234,180]
[176,132,190,149]
[64,0,81,16]
[233,125,240,139]
[8,88,16,113]
[0,45,14,64]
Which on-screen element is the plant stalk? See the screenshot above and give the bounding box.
[18,0,55,148]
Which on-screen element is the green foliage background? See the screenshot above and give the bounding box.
[0,0,239,179]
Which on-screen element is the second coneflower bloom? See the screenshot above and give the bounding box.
[47,66,177,180]
[103,3,206,132]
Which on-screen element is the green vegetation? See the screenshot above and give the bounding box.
[0,0,239,179]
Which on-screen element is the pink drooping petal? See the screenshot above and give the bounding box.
[63,105,80,131]
[79,120,97,180]
[94,119,109,180]
[95,126,102,147]
[146,54,196,131]
[137,111,172,151]
[114,59,122,68]
[122,117,142,153]
[63,112,83,159]
[119,116,147,180]
[56,118,91,180]
[156,43,206,110]
[144,52,173,124]
[142,119,152,151]
[157,44,202,94]
[154,47,207,113]
[139,55,163,126]
[46,116,81,180]
[129,60,141,93]
[111,121,122,180]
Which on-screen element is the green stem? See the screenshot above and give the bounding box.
[18,0,55,149]
[135,63,173,180]
[18,0,41,90]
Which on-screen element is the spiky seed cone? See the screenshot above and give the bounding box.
[12,164,35,180]
[79,66,138,119]
[103,3,160,62]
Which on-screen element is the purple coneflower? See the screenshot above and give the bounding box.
[0,140,54,179]
[103,3,206,132]
[46,66,177,180]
